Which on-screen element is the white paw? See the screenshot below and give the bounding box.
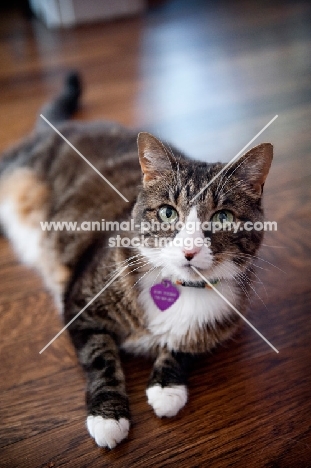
[86,415,130,449]
[146,384,188,417]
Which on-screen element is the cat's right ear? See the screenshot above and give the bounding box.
[137,132,173,183]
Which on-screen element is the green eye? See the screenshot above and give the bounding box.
[211,210,234,224]
[158,205,178,223]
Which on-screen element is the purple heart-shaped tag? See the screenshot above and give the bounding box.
[150,280,180,311]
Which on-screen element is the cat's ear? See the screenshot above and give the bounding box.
[231,143,273,195]
[137,132,173,183]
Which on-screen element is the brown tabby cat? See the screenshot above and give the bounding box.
[0,74,273,449]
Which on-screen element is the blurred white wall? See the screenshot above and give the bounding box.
[29,0,146,28]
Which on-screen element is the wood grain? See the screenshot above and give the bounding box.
[0,1,311,467]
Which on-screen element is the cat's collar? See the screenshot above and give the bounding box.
[175,278,219,289]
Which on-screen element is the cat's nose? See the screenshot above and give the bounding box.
[183,248,200,261]
[184,253,195,261]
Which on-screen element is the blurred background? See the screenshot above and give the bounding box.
[1,0,310,165]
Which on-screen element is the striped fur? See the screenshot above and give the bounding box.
[0,74,273,448]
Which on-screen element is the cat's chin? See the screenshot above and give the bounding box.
[179,268,202,282]
[161,264,213,283]
[164,260,238,283]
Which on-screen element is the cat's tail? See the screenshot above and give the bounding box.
[35,71,82,131]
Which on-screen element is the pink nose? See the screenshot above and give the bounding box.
[183,247,200,261]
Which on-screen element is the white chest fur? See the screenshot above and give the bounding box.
[135,270,235,351]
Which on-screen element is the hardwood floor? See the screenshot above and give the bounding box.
[1,1,311,466]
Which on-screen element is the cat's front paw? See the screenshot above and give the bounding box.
[86,415,130,449]
[146,384,188,418]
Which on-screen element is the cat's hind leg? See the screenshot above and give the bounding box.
[0,167,70,304]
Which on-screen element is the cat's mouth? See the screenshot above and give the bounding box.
[178,258,229,282]
[178,263,213,282]
[182,263,208,272]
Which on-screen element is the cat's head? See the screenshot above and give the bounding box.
[132,132,273,283]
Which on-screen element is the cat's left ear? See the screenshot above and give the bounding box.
[231,143,273,196]
[137,132,173,183]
